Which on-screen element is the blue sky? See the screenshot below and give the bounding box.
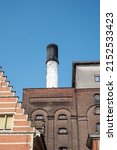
[0,0,100,100]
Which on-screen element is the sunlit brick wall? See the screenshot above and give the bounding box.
[0,67,35,150]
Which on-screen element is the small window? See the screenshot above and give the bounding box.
[35,115,44,121]
[59,147,68,150]
[95,106,100,115]
[37,127,45,134]
[58,114,67,120]
[0,114,13,130]
[96,122,100,133]
[94,93,100,101]
[94,75,100,82]
[58,128,68,134]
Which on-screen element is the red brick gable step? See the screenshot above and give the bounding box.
[0,67,35,150]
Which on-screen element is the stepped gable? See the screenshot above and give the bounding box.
[0,67,16,97]
[0,67,35,150]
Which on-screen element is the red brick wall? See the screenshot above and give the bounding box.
[76,88,100,150]
[0,69,35,150]
[22,88,79,150]
[22,87,100,150]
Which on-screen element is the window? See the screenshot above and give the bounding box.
[59,147,67,150]
[58,128,68,134]
[37,127,45,134]
[96,123,100,133]
[94,93,100,101]
[95,106,100,115]
[35,115,44,121]
[94,75,100,82]
[0,114,13,130]
[58,114,67,120]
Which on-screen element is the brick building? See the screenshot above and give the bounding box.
[22,44,100,150]
[72,62,100,150]
[22,88,78,150]
[0,66,47,150]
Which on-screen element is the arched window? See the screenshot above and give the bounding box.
[94,93,100,101]
[35,114,44,121]
[59,147,68,150]
[94,106,100,115]
[58,128,68,134]
[58,114,67,120]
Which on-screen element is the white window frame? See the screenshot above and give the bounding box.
[0,114,13,131]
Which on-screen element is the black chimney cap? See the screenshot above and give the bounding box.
[46,43,59,64]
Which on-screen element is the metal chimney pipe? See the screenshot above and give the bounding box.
[46,44,59,88]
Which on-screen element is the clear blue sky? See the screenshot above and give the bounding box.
[0,0,100,100]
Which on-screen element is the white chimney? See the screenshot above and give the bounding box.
[46,44,59,88]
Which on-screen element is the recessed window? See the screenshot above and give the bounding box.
[37,127,45,134]
[35,115,44,121]
[59,147,68,150]
[58,114,67,120]
[94,93,100,101]
[94,75,100,82]
[58,128,68,134]
[96,122,100,133]
[0,114,13,130]
[95,106,100,115]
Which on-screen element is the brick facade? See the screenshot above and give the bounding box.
[22,61,100,150]
[22,88,100,150]
[0,67,35,150]
[22,88,78,150]
[76,88,100,150]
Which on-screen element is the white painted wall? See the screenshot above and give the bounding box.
[46,60,58,88]
[75,65,100,88]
